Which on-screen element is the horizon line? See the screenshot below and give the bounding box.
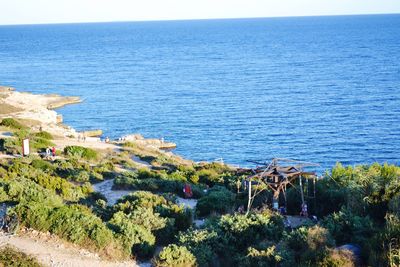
[1,12,399,27]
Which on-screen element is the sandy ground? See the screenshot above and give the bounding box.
[131,156,152,168]
[175,197,198,209]
[0,231,139,267]
[93,178,199,211]
[93,179,133,206]
[285,215,312,228]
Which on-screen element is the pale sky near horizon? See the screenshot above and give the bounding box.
[1,0,400,25]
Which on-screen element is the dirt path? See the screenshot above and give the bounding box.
[53,138,117,151]
[93,179,199,209]
[285,215,312,228]
[93,179,133,205]
[0,231,139,267]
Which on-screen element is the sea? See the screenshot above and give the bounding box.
[0,14,399,172]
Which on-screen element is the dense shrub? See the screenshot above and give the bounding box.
[0,118,27,130]
[0,137,20,154]
[322,207,375,245]
[111,192,172,254]
[197,169,222,185]
[317,249,356,267]
[64,145,99,160]
[0,246,43,267]
[285,225,335,264]
[113,174,205,198]
[0,178,63,205]
[33,131,53,140]
[30,158,55,173]
[114,191,193,236]
[317,163,400,221]
[240,245,291,267]
[177,229,219,266]
[108,210,165,259]
[31,137,55,150]
[214,211,285,252]
[13,203,124,258]
[367,213,400,266]
[92,161,115,179]
[153,244,197,267]
[196,186,236,216]
[3,160,91,201]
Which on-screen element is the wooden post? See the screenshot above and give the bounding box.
[272,190,279,210]
[299,175,304,205]
[246,177,252,214]
[22,138,30,157]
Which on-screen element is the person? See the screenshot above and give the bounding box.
[51,146,56,157]
[183,183,193,198]
[238,205,245,214]
[46,147,51,159]
[300,203,308,217]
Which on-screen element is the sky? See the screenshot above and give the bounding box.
[1,0,400,25]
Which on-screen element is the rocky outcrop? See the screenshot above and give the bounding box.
[122,134,176,150]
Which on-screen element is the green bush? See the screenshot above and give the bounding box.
[157,204,193,231]
[30,158,55,173]
[0,118,27,130]
[0,138,20,154]
[13,203,123,258]
[0,246,43,267]
[114,174,204,198]
[177,229,219,266]
[196,186,236,216]
[153,244,197,267]
[31,137,55,150]
[115,191,168,211]
[0,178,63,205]
[367,213,400,266]
[285,226,335,264]
[241,245,289,267]
[4,160,90,201]
[33,131,53,140]
[64,145,99,160]
[197,169,222,185]
[114,191,193,235]
[317,249,356,267]
[322,207,375,245]
[216,211,285,251]
[108,210,164,259]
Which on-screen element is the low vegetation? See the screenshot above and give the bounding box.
[0,246,43,267]
[0,122,399,266]
[0,118,27,130]
[64,145,99,160]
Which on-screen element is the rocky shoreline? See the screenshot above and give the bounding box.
[1,85,175,146]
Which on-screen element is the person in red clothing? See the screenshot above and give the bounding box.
[183,183,193,198]
[51,146,56,157]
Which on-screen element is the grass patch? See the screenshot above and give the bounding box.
[0,118,27,130]
[33,131,53,140]
[0,246,43,267]
[64,145,99,161]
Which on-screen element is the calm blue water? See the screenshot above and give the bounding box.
[0,14,399,171]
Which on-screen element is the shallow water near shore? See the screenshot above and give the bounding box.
[0,14,399,171]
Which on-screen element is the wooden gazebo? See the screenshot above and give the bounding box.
[239,158,319,213]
